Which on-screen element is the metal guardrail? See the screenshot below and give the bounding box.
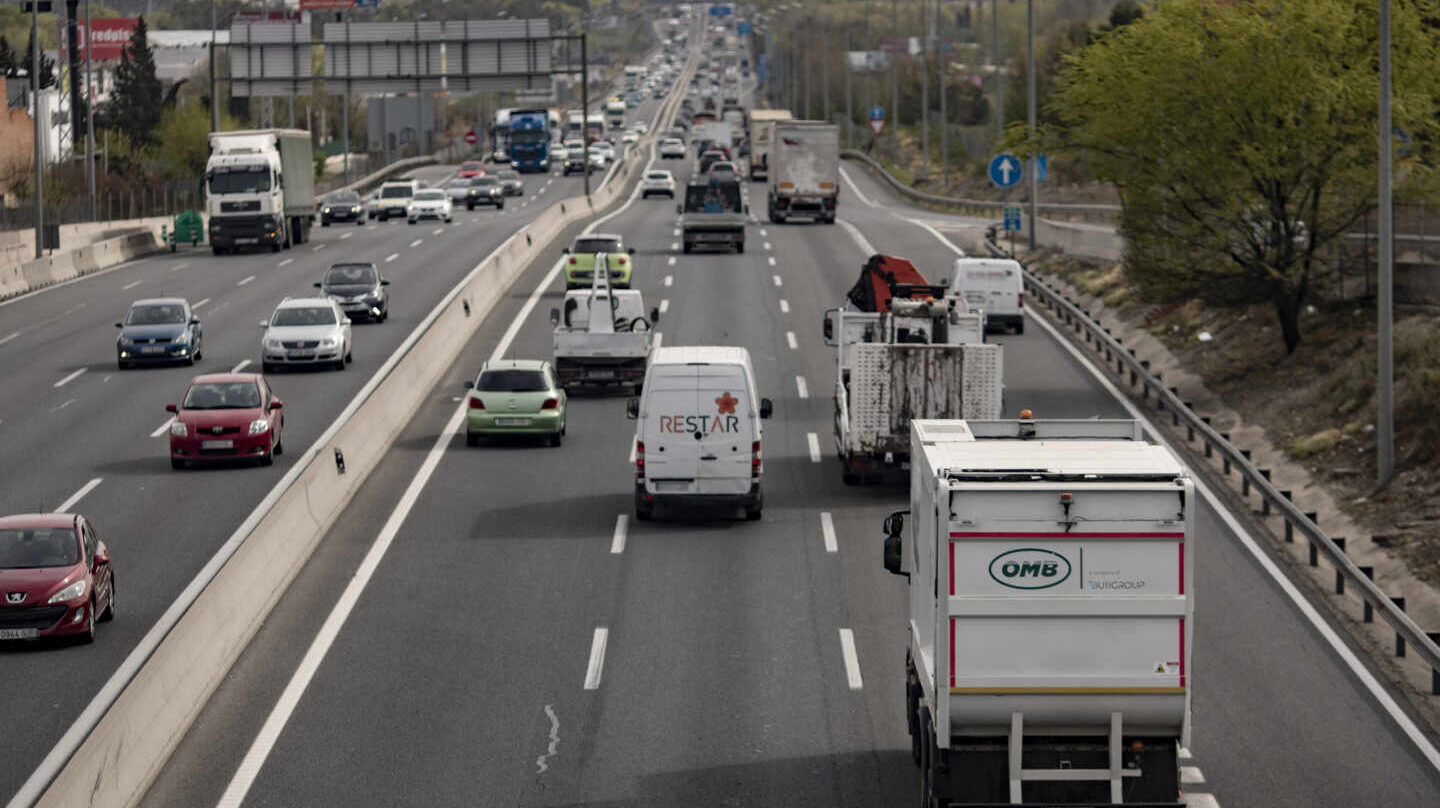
[332,155,439,197]
[979,223,1440,692]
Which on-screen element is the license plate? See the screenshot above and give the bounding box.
[495,418,530,426]
[141,345,165,354]
[0,628,38,640]
[590,370,615,379]
[655,481,692,492]
[235,237,258,245]
[202,440,234,450]
[289,351,315,359]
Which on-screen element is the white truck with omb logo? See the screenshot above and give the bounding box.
[884,417,1193,806]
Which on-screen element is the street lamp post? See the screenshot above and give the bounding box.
[1377,0,1395,486]
[85,0,96,221]
[31,0,43,259]
[1026,0,1037,251]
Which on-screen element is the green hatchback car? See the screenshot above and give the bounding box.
[563,233,636,289]
[463,360,567,446]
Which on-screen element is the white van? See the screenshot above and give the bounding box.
[627,346,773,521]
[950,258,1025,334]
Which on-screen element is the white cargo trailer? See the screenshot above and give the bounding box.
[884,418,1193,806]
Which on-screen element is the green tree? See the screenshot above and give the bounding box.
[1036,0,1440,354]
[155,100,230,185]
[104,15,162,146]
[22,28,56,89]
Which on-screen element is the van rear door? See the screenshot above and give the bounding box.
[955,263,1019,316]
[643,367,701,492]
[694,364,753,495]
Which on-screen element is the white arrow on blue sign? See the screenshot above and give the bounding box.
[869,106,884,121]
[988,153,1022,188]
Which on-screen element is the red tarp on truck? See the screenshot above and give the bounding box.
[846,254,932,313]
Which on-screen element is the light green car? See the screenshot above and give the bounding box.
[563,233,635,289]
[463,360,568,446]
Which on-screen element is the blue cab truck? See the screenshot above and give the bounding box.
[508,109,552,173]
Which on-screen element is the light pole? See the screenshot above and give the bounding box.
[992,0,1001,142]
[210,0,219,132]
[85,0,96,221]
[891,0,898,155]
[1026,0,1037,251]
[31,0,43,259]
[1377,0,1394,485]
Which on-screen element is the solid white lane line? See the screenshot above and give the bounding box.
[667,256,676,266]
[237,275,255,286]
[432,227,444,235]
[1181,766,1205,785]
[652,332,663,349]
[193,298,212,309]
[231,359,252,373]
[54,368,87,388]
[408,239,423,248]
[807,432,821,463]
[150,418,175,439]
[796,376,808,399]
[56,478,102,513]
[659,299,670,314]
[664,275,673,286]
[779,299,790,313]
[0,331,19,346]
[50,398,76,413]
[837,218,877,256]
[385,253,399,263]
[839,628,864,689]
[340,232,352,240]
[313,243,327,253]
[772,274,782,287]
[277,258,293,268]
[583,627,609,690]
[763,242,772,250]
[786,331,798,350]
[768,256,776,266]
[611,515,628,555]
[820,512,838,554]
[121,280,142,291]
[837,165,876,208]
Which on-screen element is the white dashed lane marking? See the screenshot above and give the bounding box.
[796,376,808,399]
[237,275,255,286]
[54,368,87,388]
[193,298,211,309]
[409,239,423,248]
[386,253,399,263]
[786,331,797,350]
[659,299,670,314]
[839,629,863,689]
[807,432,821,463]
[820,512,838,553]
[664,275,673,287]
[779,300,790,313]
[277,258,293,267]
[583,628,609,690]
[772,275,783,287]
[121,280,142,291]
[0,332,18,346]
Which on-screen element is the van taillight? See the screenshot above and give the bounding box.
[569,256,577,264]
[541,398,559,410]
[751,441,762,479]
[1017,292,1024,308]
[469,397,485,410]
[636,441,646,480]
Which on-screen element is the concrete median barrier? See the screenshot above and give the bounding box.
[0,229,163,303]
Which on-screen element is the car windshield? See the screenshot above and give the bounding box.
[573,237,621,253]
[647,172,670,180]
[208,167,270,194]
[0,527,79,569]
[499,171,519,179]
[326,191,359,204]
[125,304,186,325]
[415,190,445,201]
[272,307,337,326]
[446,179,471,189]
[182,382,262,410]
[381,186,414,199]
[474,178,499,187]
[461,162,483,171]
[324,264,378,286]
[477,369,548,392]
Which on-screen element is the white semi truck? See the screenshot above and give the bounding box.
[605,97,627,130]
[825,255,1000,484]
[551,254,657,392]
[884,417,1193,806]
[746,109,790,180]
[205,129,314,254]
[767,120,839,223]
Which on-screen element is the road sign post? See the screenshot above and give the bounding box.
[1004,205,1022,254]
[988,153,1021,188]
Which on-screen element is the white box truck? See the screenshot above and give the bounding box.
[767,120,839,223]
[883,417,1193,806]
[551,254,657,391]
[746,109,790,181]
[205,129,314,255]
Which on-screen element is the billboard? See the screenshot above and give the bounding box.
[60,18,139,62]
[300,0,356,9]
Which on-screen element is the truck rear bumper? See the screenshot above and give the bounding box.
[209,216,282,247]
[556,358,646,388]
[635,482,762,512]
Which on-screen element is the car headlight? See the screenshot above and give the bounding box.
[172,331,190,345]
[249,419,270,435]
[49,580,87,604]
[318,337,338,348]
[352,206,361,213]
[170,420,188,437]
[322,207,331,214]
[118,336,133,346]
[264,338,283,350]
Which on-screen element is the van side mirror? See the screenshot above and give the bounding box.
[313,282,322,288]
[628,247,636,255]
[744,204,750,214]
[759,398,772,419]
[115,322,123,328]
[549,308,561,327]
[381,279,391,285]
[883,510,909,578]
[822,309,838,346]
[562,247,570,254]
[676,203,682,215]
[650,306,660,324]
[626,397,640,419]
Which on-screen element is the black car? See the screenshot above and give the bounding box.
[116,297,203,368]
[314,262,391,323]
[467,177,506,209]
[320,191,364,226]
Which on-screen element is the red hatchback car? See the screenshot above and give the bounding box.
[0,513,114,643]
[458,160,487,179]
[168,373,284,469]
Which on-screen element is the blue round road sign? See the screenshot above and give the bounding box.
[869,106,884,121]
[988,153,1022,188]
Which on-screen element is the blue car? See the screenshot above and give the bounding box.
[116,297,203,369]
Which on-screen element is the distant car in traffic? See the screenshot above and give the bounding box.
[260,297,352,373]
[458,160,486,179]
[698,150,727,174]
[314,262,390,323]
[407,189,454,224]
[642,170,677,199]
[551,143,570,163]
[116,298,203,369]
[167,373,284,468]
[497,169,524,196]
[320,190,364,226]
[467,177,506,210]
[491,150,510,165]
[659,137,687,159]
[444,177,477,207]
[706,160,739,181]
[375,180,420,222]
[364,192,381,220]
[622,130,639,146]
[463,360,567,447]
[564,233,635,289]
[0,513,114,643]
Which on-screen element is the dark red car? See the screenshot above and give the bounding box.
[0,513,114,643]
[167,373,284,469]
[458,160,487,179]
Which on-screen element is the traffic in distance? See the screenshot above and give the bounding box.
[3,4,1438,808]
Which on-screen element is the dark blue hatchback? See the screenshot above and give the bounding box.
[116,298,203,368]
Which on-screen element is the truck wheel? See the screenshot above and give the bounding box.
[466,431,482,447]
[918,711,937,808]
[212,245,225,256]
[735,241,744,254]
[744,503,762,521]
[682,242,692,254]
[1013,321,1025,335]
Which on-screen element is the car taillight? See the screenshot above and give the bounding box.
[1018,292,1024,308]
[569,256,577,264]
[618,257,627,265]
[636,440,645,480]
[541,398,559,410]
[469,397,485,409]
[751,440,762,479]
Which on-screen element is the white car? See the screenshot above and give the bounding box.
[659,138,686,159]
[588,142,615,167]
[260,297,352,373]
[641,170,676,199]
[407,189,453,224]
[622,131,639,146]
[551,143,570,163]
[633,121,649,135]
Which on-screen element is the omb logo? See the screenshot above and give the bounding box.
[988,548,1072,590]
